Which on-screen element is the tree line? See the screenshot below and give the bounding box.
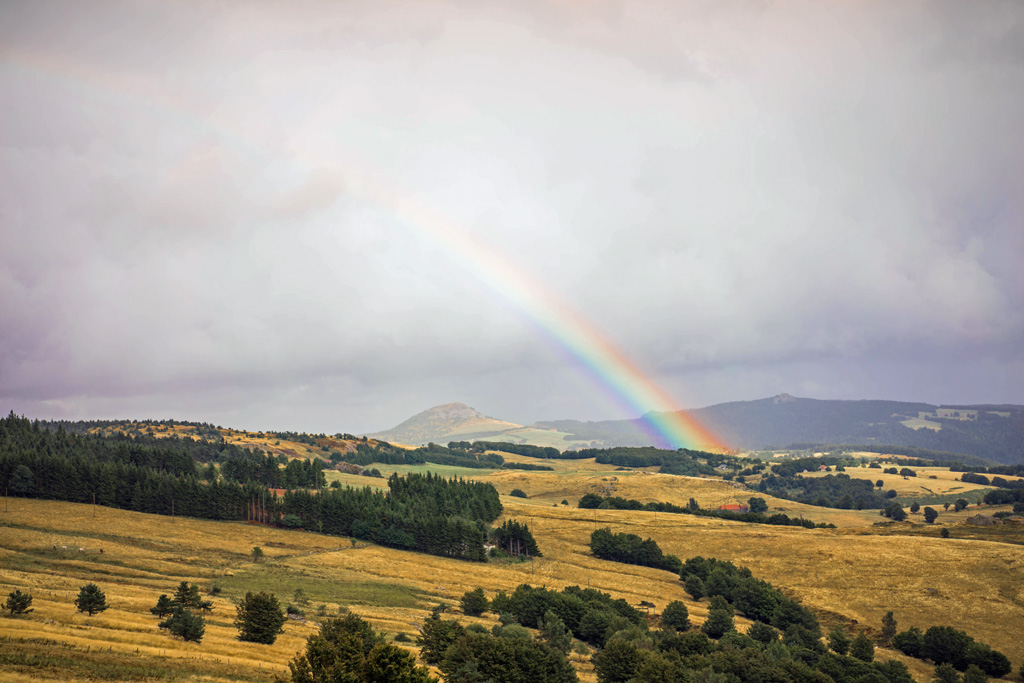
[589,528,681,573]
[276,472,503,561]
[758,471,889,509]
[339,441,553,472]
[458,441,564,459]
[980,487,1024,512]
[1,413,534,563]
[578,494,834,529]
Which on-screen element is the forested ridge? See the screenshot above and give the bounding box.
[0,412,510,561]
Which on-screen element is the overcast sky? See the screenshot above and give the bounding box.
[2,0,1022,434]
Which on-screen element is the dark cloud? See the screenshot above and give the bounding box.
[1,0,1022,433]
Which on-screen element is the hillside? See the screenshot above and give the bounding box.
[4,413,1024,682]
[3,477,1023,683]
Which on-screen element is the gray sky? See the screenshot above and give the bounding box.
[2,0,1022,434]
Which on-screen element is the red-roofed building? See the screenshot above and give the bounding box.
[718,503,749,513]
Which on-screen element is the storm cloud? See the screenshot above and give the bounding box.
[1,0,1022,433]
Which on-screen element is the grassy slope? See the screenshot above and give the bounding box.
[798,465,1024,506]
[3,462,1023,682]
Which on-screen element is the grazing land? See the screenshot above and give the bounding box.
[3,452,1023,683]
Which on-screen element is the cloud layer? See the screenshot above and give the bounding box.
[2,0,1022,433]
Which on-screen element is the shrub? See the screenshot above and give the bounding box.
[893,627,923,658]
[509,489,528,498]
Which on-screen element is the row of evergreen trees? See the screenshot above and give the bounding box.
[578,493,834,529]
[589,528,682,573]
[490,519,542,557]
[217,449,327,489]
[278,473,504,561]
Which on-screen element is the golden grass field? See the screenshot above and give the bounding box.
[3,467,1023,683]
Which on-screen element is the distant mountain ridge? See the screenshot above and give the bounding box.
[539,394,1024,464]
[368,395,1024,464]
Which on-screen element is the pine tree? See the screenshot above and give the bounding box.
[828,626,851,655]
[684,574,705,601]
[160,607,205,642]
[701,607,734,639]
[5,589,33,615]
[880,611,897,646]
[235,591,287,644]
[151,594,174,617]
[850,631,875,662]
[173,581,212,612]
[75,584,109,616]
[934,663,962,683]
[660,601,690,632]
[460,588,488,617]
[539,610,572,654]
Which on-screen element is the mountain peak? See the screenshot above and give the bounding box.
[365,403,522,446]
[772,393,798,404]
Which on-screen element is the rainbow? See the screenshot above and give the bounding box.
[364,187,728,452]
[1,48,729,452]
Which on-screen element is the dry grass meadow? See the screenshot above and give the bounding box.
[798,466,1005,499]
[3,460,1023,683]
